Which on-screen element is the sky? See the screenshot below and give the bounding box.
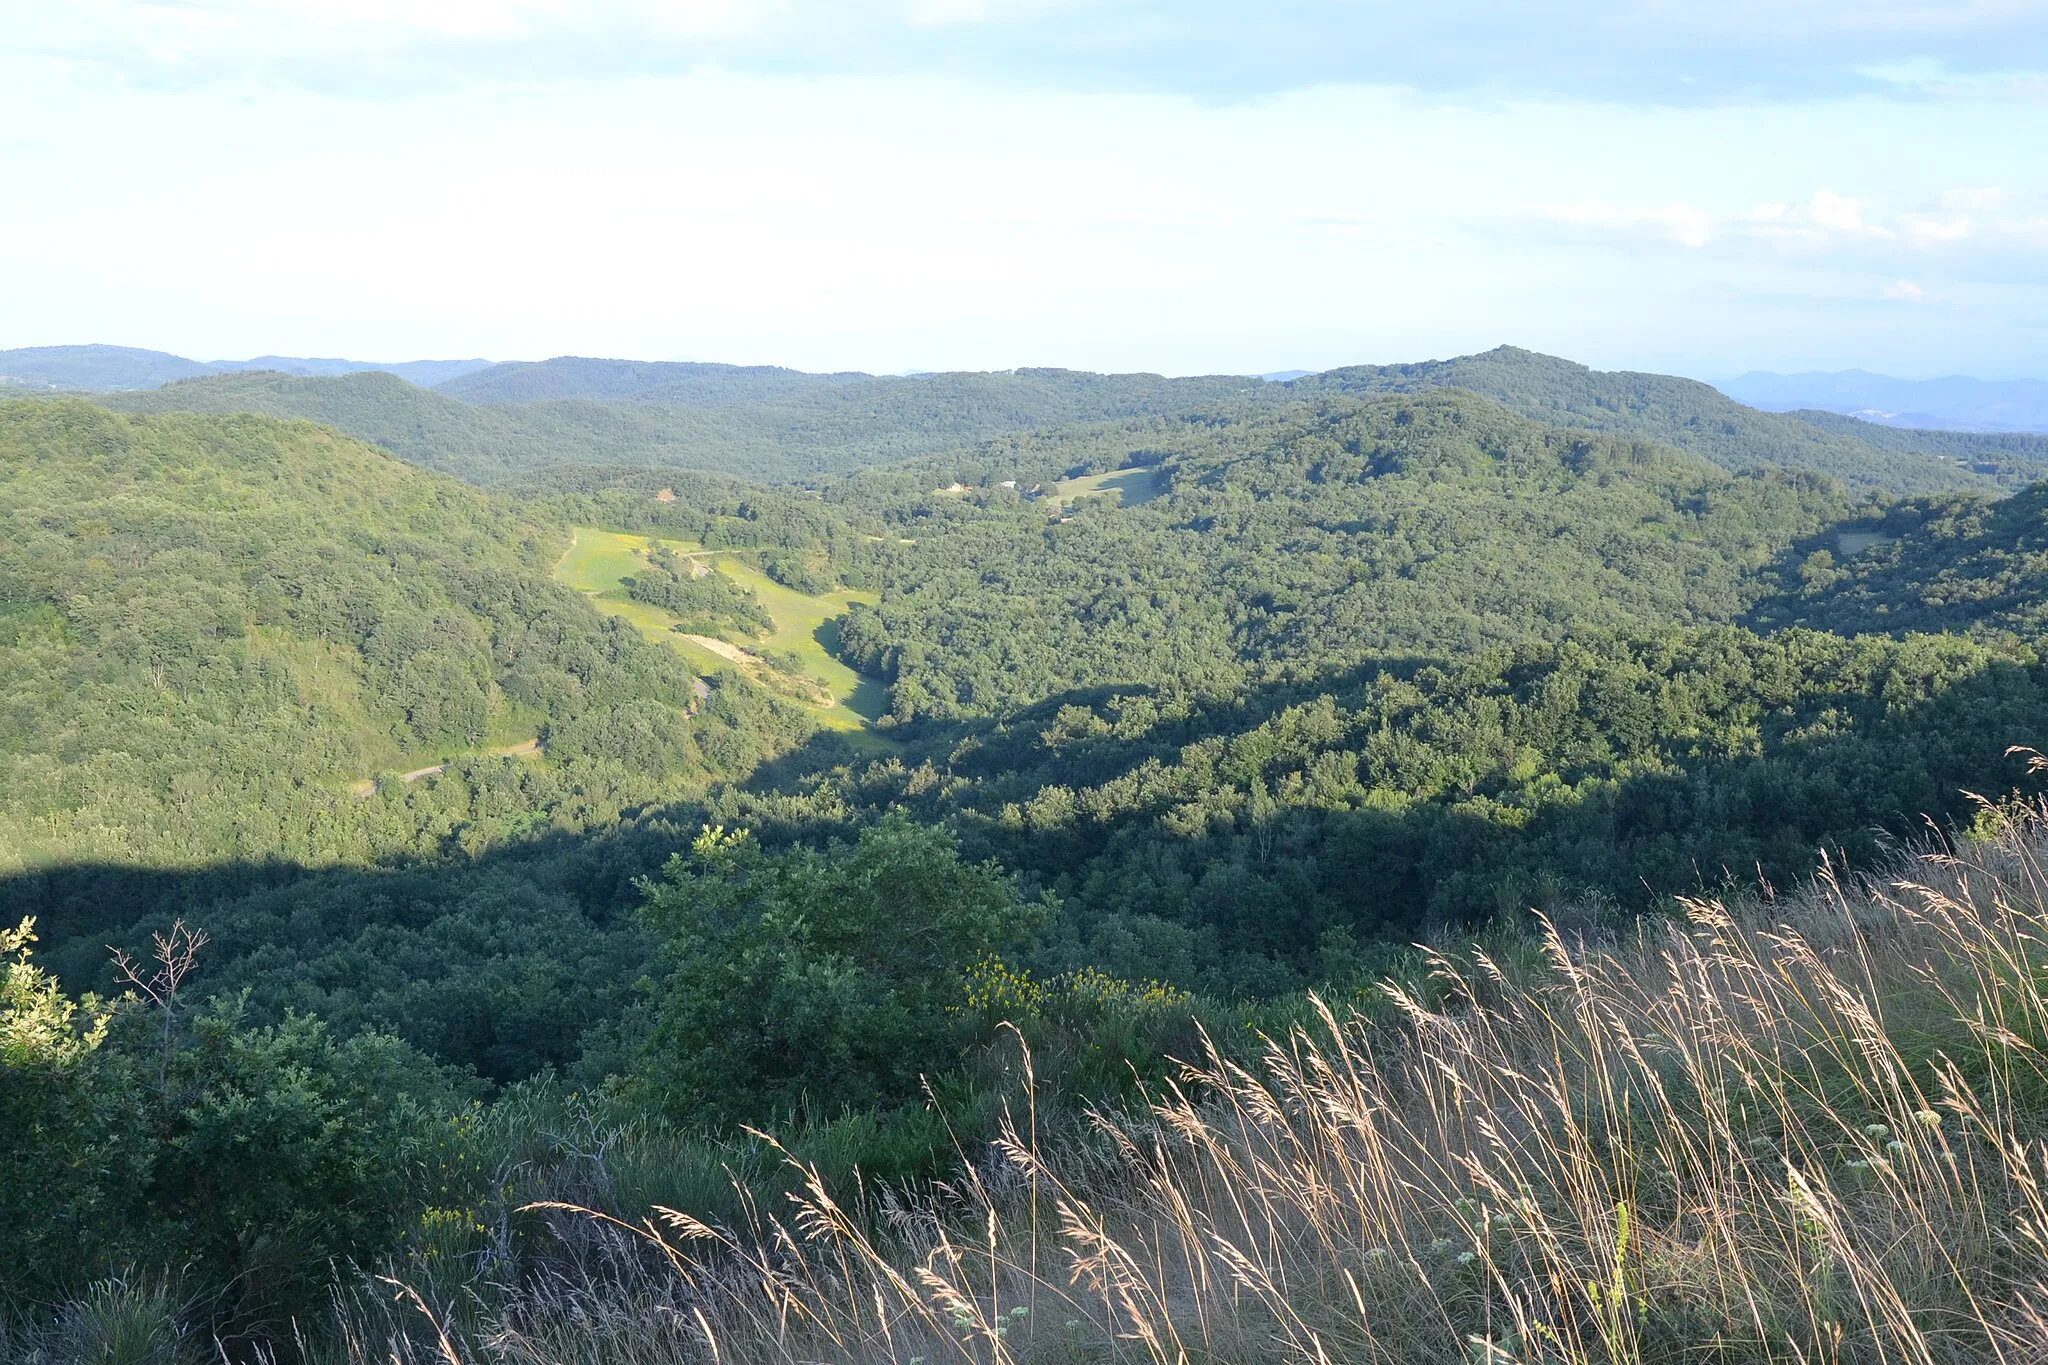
[3,1,2046,380]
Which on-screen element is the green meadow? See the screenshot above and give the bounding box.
[554,527,889,738]
[1051,465,1167,506]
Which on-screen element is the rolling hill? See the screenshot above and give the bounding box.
[72,345,2045,499]
[437,356,873,405]
[0,343,490,392]
[97,365,1294,484]
[0,398,811,879]
[1290,345,2018,492]
[1721,368,2048,432]
[826,388,1855,721]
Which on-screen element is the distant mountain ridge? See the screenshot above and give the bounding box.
[0,343,492,392]
[439,356,875,405]
[30,340,2044,495]
[95,364,1286,484]
[1719,369,2048,433]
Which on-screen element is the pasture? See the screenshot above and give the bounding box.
[555,528,888,737]
[1051,465,1167,506]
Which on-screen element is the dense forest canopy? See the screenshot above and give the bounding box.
[823,390,1851,720]
[99,364,1291,485]
[0,401,823,1000]
[1292,345,2035,492]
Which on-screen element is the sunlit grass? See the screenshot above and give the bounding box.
[1051,467,1166,507]
[554,527,888,739]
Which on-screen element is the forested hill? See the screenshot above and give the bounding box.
[1784,406,2048,470]
[97,369,784,484]
[0,399,810,880]
[827,389,1852,721]
[100,365,1289,484]
[1749,483,2048,639]
[437,356,875,405]
[1290,346,2018,493]
[87,347,2029,498]
[441,356,1279,412]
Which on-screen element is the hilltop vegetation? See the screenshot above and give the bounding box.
[829,390,1850,720]
[1292,345,2024,492]
[100,346,2031,497]
[0,400,833,1058]
[102,364,1290,485]
[437,355,876,405]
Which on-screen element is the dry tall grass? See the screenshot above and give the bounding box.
[356,805,2048,1365]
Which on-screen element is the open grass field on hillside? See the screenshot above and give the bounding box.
[555,528,889,739]
[1052,465,1167,506]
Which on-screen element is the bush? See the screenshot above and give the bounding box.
[635,817,1052,1123]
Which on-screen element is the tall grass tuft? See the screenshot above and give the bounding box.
[13,1275,195,1365]
[354,803,2048,1364]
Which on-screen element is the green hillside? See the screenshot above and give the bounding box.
[828,389,1852,720]
[18,361,2048,1363]
[97,350,2011,499]
[0,343,216,391]
[1750,483,2048,638]
[101,365,1291,485]
[1785,405,2048,471]
[0,399,814,877]
[1293,345,2016,492]
[438,355,873,405]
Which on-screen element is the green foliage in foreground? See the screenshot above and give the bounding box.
[636,818,1051,1124]
[1,920,472,1336]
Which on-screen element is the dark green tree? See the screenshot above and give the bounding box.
[637,817,1051,1122]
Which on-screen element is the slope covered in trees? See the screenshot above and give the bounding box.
[1291,345,2025,492]
[1750,483,2048,639]
[102,366,1290,485]
[0,399,816,878]
[826,390,1851,720]
[1784,406,2048,469]
[437,355,876,405]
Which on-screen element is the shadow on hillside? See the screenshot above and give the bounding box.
[7,647,2046,1078]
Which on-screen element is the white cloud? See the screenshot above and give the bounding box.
[1808,189,1893,238]
[1943,186,2010,211]
[1880,278,1927,301]
[1533,200,1716,247]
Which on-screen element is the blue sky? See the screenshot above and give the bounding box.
[3,1,2045,379]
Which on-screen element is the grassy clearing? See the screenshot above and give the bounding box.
[345,804,2048,1364]
[555,528,889,740]
[1052,466,1167,507]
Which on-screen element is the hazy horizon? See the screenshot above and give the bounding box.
[4,340,2044,390]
